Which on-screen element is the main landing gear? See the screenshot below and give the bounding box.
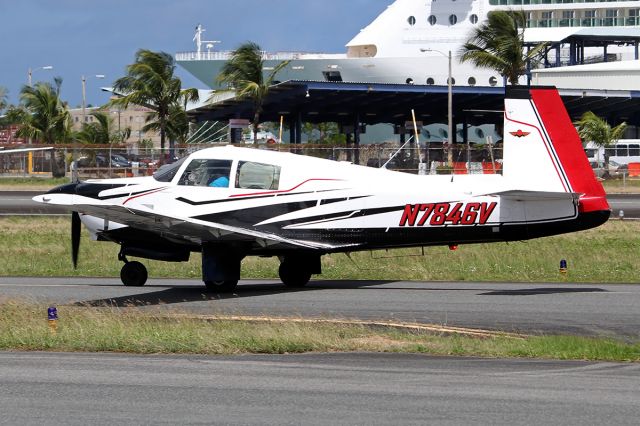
[278,255,321,288]
[119,253,148,287]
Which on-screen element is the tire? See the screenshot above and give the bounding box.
[120,261,148,287]
[279,262,311,288]
[204,279,238,292]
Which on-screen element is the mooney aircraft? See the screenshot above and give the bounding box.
[34,86,610,291]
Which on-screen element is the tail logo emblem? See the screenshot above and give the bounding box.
[510,129,530,138]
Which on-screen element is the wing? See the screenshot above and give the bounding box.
[70,202,355,251]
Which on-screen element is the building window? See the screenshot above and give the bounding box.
[583,10,597,27]
[428,15,437,25]
[468,77,476,86]
[408,16,416,26]
[603,9,617,26]
[560,10,574,26]
[449,14,457,25]
[470,14,478,24]
[541,11,553,27]
[426,77,435,85]
[628,9,640,26]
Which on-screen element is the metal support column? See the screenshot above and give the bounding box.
[353,113,360,165]
[295,112,302,145]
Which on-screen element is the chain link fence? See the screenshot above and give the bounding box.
[0,142,628,182]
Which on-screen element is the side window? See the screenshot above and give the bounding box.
[178,159,232,187]
[236,161,281,190]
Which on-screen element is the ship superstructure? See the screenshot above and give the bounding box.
[175,0,640,88]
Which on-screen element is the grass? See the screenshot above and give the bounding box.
[0,301,637,361]
[602,178,640,193]
[0,176,70,190]
[0,217,639,283]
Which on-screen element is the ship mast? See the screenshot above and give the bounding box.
[194,24,220,59]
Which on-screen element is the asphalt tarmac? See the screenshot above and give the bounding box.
[1,277,638,339]
[0,352,638,425]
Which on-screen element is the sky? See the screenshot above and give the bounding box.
[0,0,389,108]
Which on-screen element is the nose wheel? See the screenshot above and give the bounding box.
[119,253,148,287]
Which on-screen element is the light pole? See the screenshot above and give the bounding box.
[81,74,105,124]
[421,49,453,166]
[27,65,53,87]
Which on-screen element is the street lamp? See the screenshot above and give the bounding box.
[421,49,453,166]
[27,65,53,87]
[81,74,106,124]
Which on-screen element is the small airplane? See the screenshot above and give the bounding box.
[34,86,610,291]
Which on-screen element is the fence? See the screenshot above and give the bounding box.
[3,142,625,182]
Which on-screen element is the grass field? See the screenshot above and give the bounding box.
[0,302,638,361]
[1,217,638,359]
[0,217,638,283]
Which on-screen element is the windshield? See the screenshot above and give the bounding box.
[153,157,188,182]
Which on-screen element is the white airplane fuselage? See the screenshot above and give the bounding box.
[34,87,610,290]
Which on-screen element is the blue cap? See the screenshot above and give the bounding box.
[47,306,58,320]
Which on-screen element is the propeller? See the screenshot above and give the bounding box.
[71,211,81,269]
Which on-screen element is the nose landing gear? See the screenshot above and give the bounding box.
[118,252,148,287]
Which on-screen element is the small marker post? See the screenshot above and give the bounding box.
[47,306,58,335]
[559,259,568,275]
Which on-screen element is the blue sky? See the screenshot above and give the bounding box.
[0,0,388,108]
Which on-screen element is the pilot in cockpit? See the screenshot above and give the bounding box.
[208,173,229,187]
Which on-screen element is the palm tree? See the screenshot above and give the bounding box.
[75,111,130,145]
[575,111,627,172]
[215,42,289,144]
[111,49,199,153]
[0,86,7,114]
[141,102,190,145]
[11,80,71,177]
[14,80,71,144]
[460,10,547,85]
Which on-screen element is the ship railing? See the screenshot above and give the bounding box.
[176,50,328,61]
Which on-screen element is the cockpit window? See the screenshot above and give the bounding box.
[236,161,281,190]
[178,159,233,187]
[153,157,187,182]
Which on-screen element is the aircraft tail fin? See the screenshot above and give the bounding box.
[502,86,609,214]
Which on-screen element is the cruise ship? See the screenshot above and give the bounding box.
[175,0,640,89]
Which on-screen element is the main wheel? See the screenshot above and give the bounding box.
[204,279,238,293]
[279,262,311,288]
[120,261,148,287]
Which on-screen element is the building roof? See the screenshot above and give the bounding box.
[188,80,640,126]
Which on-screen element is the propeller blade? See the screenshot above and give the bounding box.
[71,211,81,269]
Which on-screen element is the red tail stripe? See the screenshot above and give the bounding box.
[529,89,609,213]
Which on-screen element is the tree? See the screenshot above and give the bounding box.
[0,86,7,114]
[460,10,547,85]
[111,49,199,153]
[10,80,71,176]
[143,102,190,145]
[215,42,289,144]
[575,111,627,171]
[75,111,130,145]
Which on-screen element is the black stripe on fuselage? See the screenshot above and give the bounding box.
[176,189,351,206]
[247,210,610,255]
